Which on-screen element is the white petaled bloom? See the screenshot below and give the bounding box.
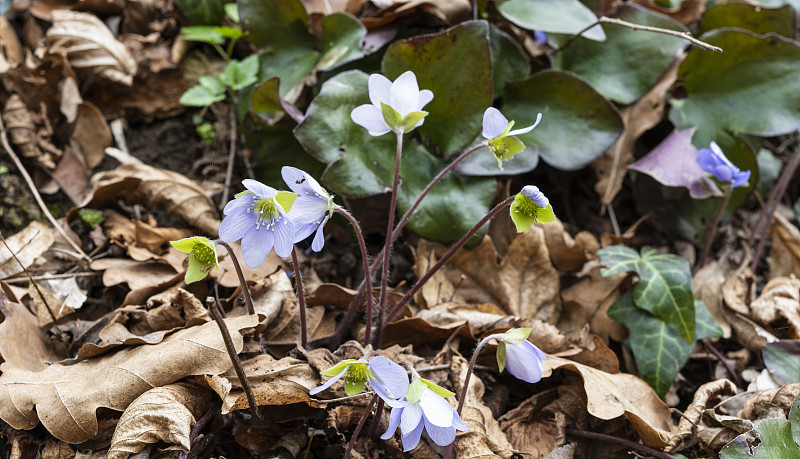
[281,167,334,252]
[482,107,542,169]
[218,179,295,268]
[350,71,433,136]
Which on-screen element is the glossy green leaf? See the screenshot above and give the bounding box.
[503,328,531,345]
[490,24,530,95]
[421,378,455,398]
[245,122,325,190]
[701,3,795,37]
[174,0,226,25]
[762,341,800,384]
[721,418,800,459]
[252,77,282,112]
[78,208,103,229]
[608,292,721,398]
[382,20,492,157]
[790,393,800,447]
[669,29,800,149]
[551,5,686,104]
[598,246,695,342]
[317,13,366,71]
[497,0,606,42]
[182,26,226,45]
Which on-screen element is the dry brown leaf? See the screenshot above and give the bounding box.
[592,54,683,204]
[750,276,800,339]
[559,264,627,342]
[73,102,112,169]
[671,379,737,450]
[302,0,365,15]
[542,220,599,273]
[543,355,675,448]
[739,383,800,421]
[214,241,282,288]
[0,294,60,372]
[108,383,212,459]
[769,213,800,279]
[82,163,220,236]
[46,10,136,86]
[413,228,561,323]
[693,260,734,338]
[0,16,24,72]
[0,221,55,279]
[52,148,91,205]
[0,314,259,443]
[499,388,564,457]
[41,439,75,459]
[28,278,86,327]
[90,258,178,290]
[361,0,471,28]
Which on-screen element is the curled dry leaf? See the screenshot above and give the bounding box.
[739,383,800,421]
[28,278,87,327]
[72,102,112,169]
[0,314,259,443]
[108,383,212,459]
[768,213,800,279]
[693,260,734,338]
[413,228,561,323]
[46,10,136,86]
[0,294,60,372]
[543,355,675,448]
[0,221,55,279]
[671,379,737,450]
[0,16,23,72]
[750,276,800,338]
[542,219,599,273]
[499,388,565,457]
[559,264,628,342]
[90,258,177,291]
[82,163,220,237]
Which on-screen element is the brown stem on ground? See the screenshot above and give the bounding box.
[565,428,678,459]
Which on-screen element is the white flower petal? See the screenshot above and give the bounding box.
[309,368,347,395]
[223,194,254,216]
[368,73,392,107]
[351,104,391,136]
[311,219,327,252]
[272,218,294,258]
[219,210,257,243]
[423,416,456,447]
[507,112,543,136]
[418,389,453,427]
[241,228,273,268]
[482,107,509,139]
[504,341,544,383]
[242,179,275,198]
[390,70,420,117]
[288,197,328,223]
[417,89,433,111]
[369,356,409,399]
[400,402,423,434]
[401,419,424,452]
[381,406,403,440]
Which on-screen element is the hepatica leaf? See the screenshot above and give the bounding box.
[551,4,686,104]
[669,29,800,148]
[490,24,530,96]
[598,246,695,342]
[701,3,796,37]
[720,417,800,459]
[762,340,800,384]
[382,20,492,157]
[608,292,721,398]
[497,0,606,42]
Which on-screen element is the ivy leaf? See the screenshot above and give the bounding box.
[598,246,695,342]
[762,341,800,384]
[608,292,721,398]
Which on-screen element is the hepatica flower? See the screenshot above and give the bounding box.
[482,107,542,169]
[697,141,751,188]
[219,179,296,268]
[281,166,333,252]
[350,71,433,136]
[381,377,469,451]
[170,236,220,284]
[310,356,409,405]
[510,185,555,232]
[496,328,547,384]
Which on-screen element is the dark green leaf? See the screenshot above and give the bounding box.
[317,13,366,71]
[720,419,800,459]
[598,246,695,342]
[497,0,606,41]
[252,77,282,112]
[174,0,226,25]
[701,3,795,37]
[490,24,530,96]
[790,393,800,448]
[382,20,493,157]
[762,341,800,384]
[551,5,687,104]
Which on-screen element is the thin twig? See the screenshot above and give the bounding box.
[178,400,221,459]
[0,116,90,261]
[368,398,385,438]
[291,247,309,350]
[206,297,263,420]
[565,428,679,459]
[4,272,100,284]
[220,103,238,211]
[551,16,722,55]
[702,340,744,389]
[343,394,378,459]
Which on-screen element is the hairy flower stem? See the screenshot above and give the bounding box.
[368,398,385,438]
[214,241,255,315]
[291,247,309,350]
[376,132,404,341]
[334,205,375,346]
[381,196,516,330]
[443,333,505,459]
[206,297,263,420]
[697,185,733,270]
[330,144,485,348]
[343,394,378,459]
[749,145,800,272]
[565,428,679,459]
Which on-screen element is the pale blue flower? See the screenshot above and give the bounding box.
[482,107,542,168]
[309,356,409,405]
[350,71,433,136]
[281,166,334,252]
[219,179,294,268]
[381,378,469,451]
[696,141,750,188]
[496,328,547,384]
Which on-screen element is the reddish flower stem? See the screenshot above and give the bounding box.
[214,241,255,315]
[565,428,679,459]
[343,394,378,459]
[291,247,309,350]
[334,205,375,346]
[697,185,732,270]
[376,132,404,341]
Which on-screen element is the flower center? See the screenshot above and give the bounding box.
[191,243,216,271]
[345,362,369,386]
[515,197,538,218]
[488,138,508,159]
[250,197,282,229]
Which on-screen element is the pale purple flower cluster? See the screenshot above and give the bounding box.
[696,141,751,188]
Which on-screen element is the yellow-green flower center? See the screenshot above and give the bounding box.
[251,197,281,229]
[345,362,369,386]
[515,196,538,218]
[488,138,508,159]
[191,242,216,267]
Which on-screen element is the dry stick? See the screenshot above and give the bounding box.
[4,271,99,284]
[291,247,309,350]
[214,241,255,315]
[382,196,516,328]
[551,16,722,56]
[565,428,679,459]
[334,205,375,346]
[749,145,800,272]
[178,400,221,459]
[0,116,90,261]
[220,103,239,211]
[702,340,743,389]
[206,297,264,420]
[330,144,486,348]
[697,185,733,270]
[343,394,378,459]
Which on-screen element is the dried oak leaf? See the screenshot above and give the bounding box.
[413,228,561,323]
[0,314,259,443]
[739,383,800,421]
[543,355,675,448]
[671,379,737,451]
[542,219,599,273]
[82,163,220,237]
[108,382,212,459]
[750,276,800,339]
[46,10,136,86]
[0,221,55,279]
[0,294,60,372]
[769,213,800,279]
